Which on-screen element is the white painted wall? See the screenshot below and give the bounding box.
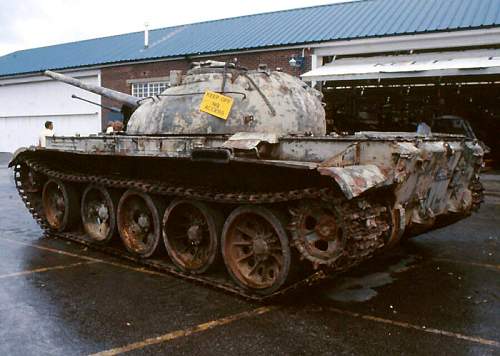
[0,69,102,152]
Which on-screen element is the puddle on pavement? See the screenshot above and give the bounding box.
[324,255,418,303]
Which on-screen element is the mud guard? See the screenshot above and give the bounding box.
[318,164,391,200]
[8,148,31,168]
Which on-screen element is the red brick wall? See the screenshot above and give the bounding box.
[100,47,312,128]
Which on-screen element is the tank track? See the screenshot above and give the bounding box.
[470,175,484,211]
[289,200,390,269]
[13,154,390,301]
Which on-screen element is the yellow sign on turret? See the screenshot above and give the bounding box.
[199,90,234,120]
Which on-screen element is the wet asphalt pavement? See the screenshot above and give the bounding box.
[0,155,498,355]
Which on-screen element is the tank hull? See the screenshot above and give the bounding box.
[9,132,483,298]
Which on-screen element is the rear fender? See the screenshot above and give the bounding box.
[318,164,391,200]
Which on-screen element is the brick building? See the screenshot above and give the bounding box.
[1,0,500,161]
[100,48,311,119]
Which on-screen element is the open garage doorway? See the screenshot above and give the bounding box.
[321,77,500,168]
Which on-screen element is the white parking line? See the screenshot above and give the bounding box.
[328,307,500,348]
[433,258,499,271]
[90,306,277,356]
[0,237,102,262]
[0,237,177,277]
[0,261,98,279]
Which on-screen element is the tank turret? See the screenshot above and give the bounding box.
[45,62,326,136]
[129,63,326,136]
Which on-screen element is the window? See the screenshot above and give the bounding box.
[131,81,169,98]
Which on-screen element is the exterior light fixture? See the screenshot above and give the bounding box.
[289,56,305,69]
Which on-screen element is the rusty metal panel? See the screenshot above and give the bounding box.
[318,164,390,199]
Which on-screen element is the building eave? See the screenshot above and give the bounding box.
[313,27,500,56]
[2,27,500,81]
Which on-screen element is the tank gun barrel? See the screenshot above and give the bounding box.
[44,70,140,108]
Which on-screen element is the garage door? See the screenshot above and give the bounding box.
[0,69,102,152]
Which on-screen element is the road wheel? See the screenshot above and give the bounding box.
[117,190,162,257]
[42,179,80,232]
[81,185,116,243]
[222,206,291,295]
[289,201,345,267]
[163,199,222,274]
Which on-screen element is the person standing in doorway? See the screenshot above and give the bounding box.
[416,117,432,136]
[39,121,54,147]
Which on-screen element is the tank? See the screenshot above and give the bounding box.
[9,62,484,299]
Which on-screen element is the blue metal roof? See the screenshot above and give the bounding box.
[2,0,500,77]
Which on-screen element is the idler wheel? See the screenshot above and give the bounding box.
[42,179,80,232]
[163,200,222,274]
[81,185,116,243]
[222,206,291,295]
[117,190,162,257]
[290,202,345,267]
[18,164,42,193]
